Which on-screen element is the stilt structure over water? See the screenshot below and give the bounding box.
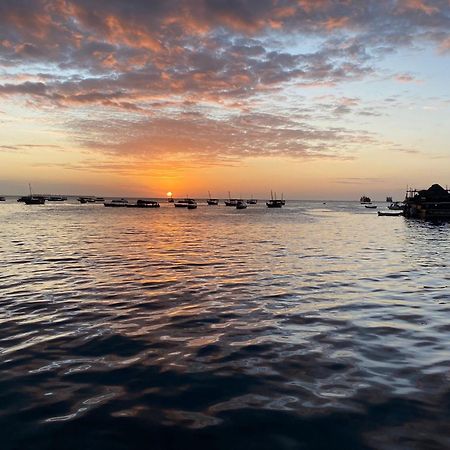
[404,184,450,219]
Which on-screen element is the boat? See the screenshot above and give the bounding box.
[365,205,377,209]
[21,185,45,205]
[360,195,371,204]
[266,191,283,208]
[378,211,403,217]
[127,199,160,208]
[207,191,219,205]
[78,196,95,204]
[388,202,404,210]
[224,192,239,206]
[95,197,105,202]
[404,184,450,219]
[266,199,283,208]
[281,193,286,205]
[386,196,393,203]
[167,193,174,203]
[104,198,129,207]
[0,196,5,201]
[46,195,67,201]
[23,196,45,205]
[247,196,257,205]
[174,198,197,208]
[236,200,247,209]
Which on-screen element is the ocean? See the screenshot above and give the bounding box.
[1,199,449,449]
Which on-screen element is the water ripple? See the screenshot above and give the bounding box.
[0,201,449,449]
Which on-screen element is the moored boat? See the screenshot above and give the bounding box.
[47,195,67,201]
[21,184,45,205]
[127,199,160,208]
[378,211,403,217]
[207,191,219,205]
[24,196,45,205]
[104,198,128,207]
[0,196,5,201]
[224,192,239,206]
[266,191,283,208]
[247,195,257,205]
[360,195,371,204]
[365,205,377,209]
[78,196,94,203]
[236,200,247,209]
[174,198,197,208]
[388,201,404,210]
[266,199,283,208]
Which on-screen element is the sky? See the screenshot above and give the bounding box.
[0,0,449,199]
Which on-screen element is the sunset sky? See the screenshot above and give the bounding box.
[1,0,449,199]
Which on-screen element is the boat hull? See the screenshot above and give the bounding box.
[378,211,403,217]
[24,197,45,205]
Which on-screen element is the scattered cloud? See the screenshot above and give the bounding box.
[0,0,449,164]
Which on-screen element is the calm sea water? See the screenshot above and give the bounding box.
[1,199,449,450]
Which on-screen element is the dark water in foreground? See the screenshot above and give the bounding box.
[0,200,449,450]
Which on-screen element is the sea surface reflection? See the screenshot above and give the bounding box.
[0,200,449,449]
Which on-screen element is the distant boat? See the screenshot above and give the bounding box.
[21,184,46,205]
[266,191,283,208]
[388,202,404,211]
[224,192,239,206]
[378,211,403,217]
[78,196,95,203]
[47,195,67,201]
[360,195,371,204]
[0,196,5,201]
[236,200,247,209]
[174,198,197,208]
[365,205,377,209]
[95,197,105,202]
[127,199,160,208]
[104,198,128,207]
[266,199,283,208]
[207,191,219,205]
[247,195,257,205]
[386,196,393,203]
